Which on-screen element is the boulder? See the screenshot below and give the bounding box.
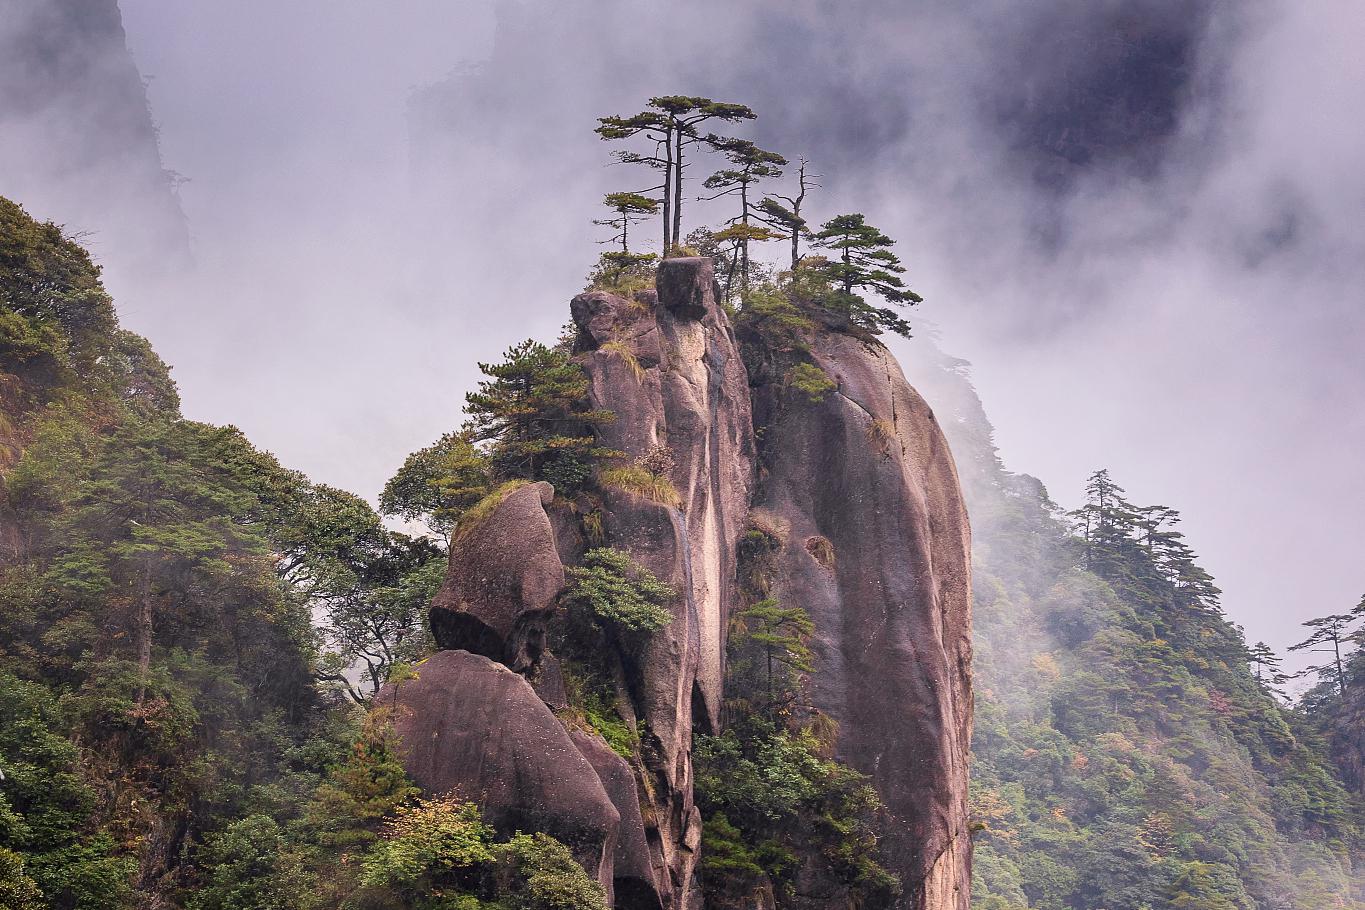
[570,730,664,910]
[429,481,565,670]
[380,650,621,888]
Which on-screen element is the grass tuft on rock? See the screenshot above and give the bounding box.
[599,464,681,507]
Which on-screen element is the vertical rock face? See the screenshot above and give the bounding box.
[746,329,973,910]
[571,257,757,909]
[384,258,970,910]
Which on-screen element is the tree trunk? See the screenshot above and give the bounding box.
[135,560,153,704]
[662,126,674,251]
[1336,634,1346,698]
[672,130,684,252]
[740,182,750,294]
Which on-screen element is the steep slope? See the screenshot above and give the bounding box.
[742,326,973,909]
[900,339,1361,910]
[0,197,324,905]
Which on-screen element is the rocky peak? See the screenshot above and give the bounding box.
[384,258,971,910]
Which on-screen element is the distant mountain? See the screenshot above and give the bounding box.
[0,0,189,279]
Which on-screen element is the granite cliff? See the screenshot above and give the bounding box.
[381,257,972,910]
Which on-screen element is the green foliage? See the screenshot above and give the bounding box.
[592,193,659,258]
[0,198,117,376]
[359,797,495,896]
[584,252,657,296]
[0,671,134,909]
[0,847,43,910]
[698,813,771,901]
[304,715,420,850]
[697,589,897,907]
[694,719,898,907]
[808,214,921,337]
[782,362,834,403]
[340,798,602,910]
[379,432,492,542]
[463,340,613,491]
[727,599,814,719]
[564,547,675,635]
[735,284,813,352]
[188,815,300,910]
[492,833,606,910]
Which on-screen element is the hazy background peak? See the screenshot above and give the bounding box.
[2,0,1361,670]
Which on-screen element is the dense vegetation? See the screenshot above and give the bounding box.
[0,198,601,909]
[901,343,1364,910]
[693,597,899,909]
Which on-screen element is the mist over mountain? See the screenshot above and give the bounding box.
[1,1,1363,908]
[68,0,1357,665]
[0,0,189,279]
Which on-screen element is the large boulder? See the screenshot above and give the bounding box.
[380,650,621,888]
[747,329,973,910]
[429,481,565,671]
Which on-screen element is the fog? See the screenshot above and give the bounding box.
[3,0,1361,667]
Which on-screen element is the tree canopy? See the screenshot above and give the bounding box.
[463,339,614,492]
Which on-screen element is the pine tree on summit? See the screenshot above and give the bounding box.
[596,96,757,251]
[812,213,922,336]
[591,192,660,289]
[701,138,786,294]
[595,192,659,255]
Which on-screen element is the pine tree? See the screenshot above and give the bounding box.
[590,192,661,290]
[463,340,613,488]
[1071,469,1138,574]
[1248,641,1287,698]
[700,138,786,294]
[46,416,255,703]
[596,97,757,251]
[732,598,814,719]
[812,214,922,336]
[594,192,660,255]
[1290,610,1362,699]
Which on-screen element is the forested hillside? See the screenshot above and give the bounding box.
[903,342,1362,910]
[0,197,600,909]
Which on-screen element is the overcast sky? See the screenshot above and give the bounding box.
[6,0,1362,667]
